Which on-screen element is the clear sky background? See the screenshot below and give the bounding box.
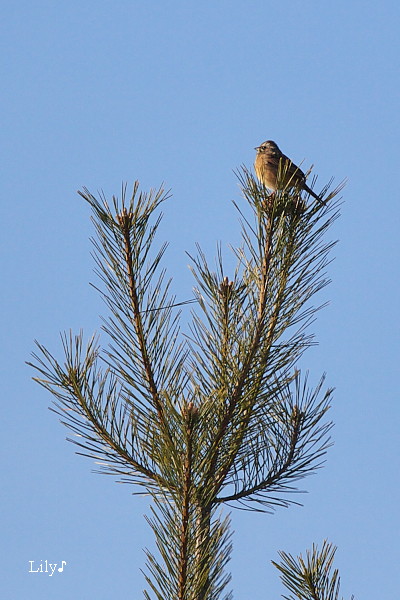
[1,1,399,598]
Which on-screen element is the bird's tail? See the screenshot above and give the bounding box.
[303,183,324,205]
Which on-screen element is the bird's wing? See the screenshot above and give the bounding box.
[281,153,306,181]
[265,155,281,168]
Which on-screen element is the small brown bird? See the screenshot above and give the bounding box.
[254,140,321,202]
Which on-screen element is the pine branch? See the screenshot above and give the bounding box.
[204,199,293,498]
[116,206,173,444]
[28,332,169,490]
[187,171,341,509]
[272,540,354,600]
[205,208,276,492]
[29,184,190,494]
[81,184,190,480]
[215,373,333,510]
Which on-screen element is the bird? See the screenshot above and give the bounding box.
[254,140,322,203]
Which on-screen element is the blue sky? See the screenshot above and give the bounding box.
[1,1,399,598]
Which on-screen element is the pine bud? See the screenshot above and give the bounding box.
[218,276,234,296]
[116,207,134,228]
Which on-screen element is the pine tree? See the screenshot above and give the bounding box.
[29,167,351,599]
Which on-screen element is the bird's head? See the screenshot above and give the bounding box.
[255,140,281,156]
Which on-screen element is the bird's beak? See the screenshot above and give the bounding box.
[254,146,259,150]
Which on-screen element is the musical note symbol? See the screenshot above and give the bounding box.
[58,561,67,572]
